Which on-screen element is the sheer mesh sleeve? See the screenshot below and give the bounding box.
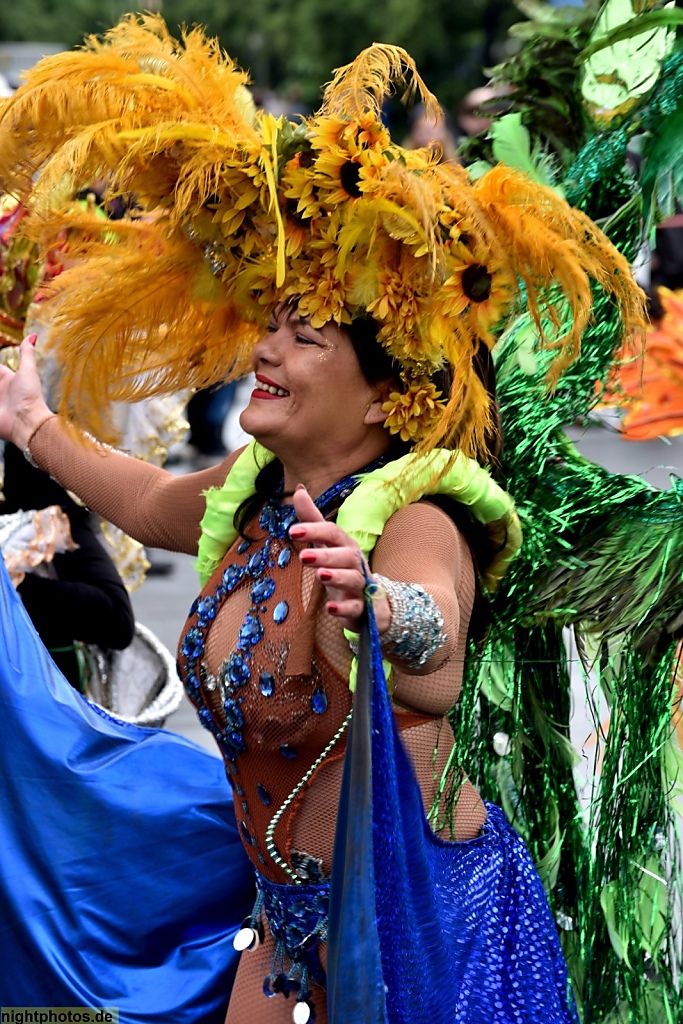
[28,416,242,555]
[370,500,475,715]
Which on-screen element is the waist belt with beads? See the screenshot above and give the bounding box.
[234,872,329,1022]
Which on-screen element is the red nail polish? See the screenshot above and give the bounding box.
[27,333,37,346]
[319,570,332,581]
[328,602,338,613]
[289,526,305,537]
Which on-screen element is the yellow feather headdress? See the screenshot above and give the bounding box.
[0,14,645,452]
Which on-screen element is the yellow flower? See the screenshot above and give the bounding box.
[381,380,446,443]
[309,115,390,155]
[282,201,311,258]
[367,266,439,364]
[284,259,351,328]
[282,158,323,220]
[444,241,516,342]
[306,114,392,216]
[312,146,388,213]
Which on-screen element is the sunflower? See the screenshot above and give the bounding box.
[309,115,390,155]
[307,113,392,214]
[444,241,516,343]
[312,146,389,213]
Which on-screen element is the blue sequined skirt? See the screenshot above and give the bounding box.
[255,802,576,1024]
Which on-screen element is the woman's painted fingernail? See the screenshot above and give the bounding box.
[27,333,37,346]
[327,602,339,614]
[319,569,332,581]
[289,526,306,538]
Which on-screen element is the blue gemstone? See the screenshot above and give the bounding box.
[277,546,292,568]
[197,706,218,735]
[224,698,245,730]
[251,577,276,603]
[227,652,251,687]
[189,596,200,617]
[223,563,244,592]
[237,540,251,554]
[180,627,204,660]
[273,601,289,624]
[196,595,218,626]
[259,672,275,697]
[183,671,198,696]
[257,783,271,806]
[247,546,269,576]
[224,730,246,758]
[311,688,328,714]
[240,821,253,843]
[239,613,264,646]
[279,744,298,759]
[259,502,297,539]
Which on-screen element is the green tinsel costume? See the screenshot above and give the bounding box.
[454,2,683,1020]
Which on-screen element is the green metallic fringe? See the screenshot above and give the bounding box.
[441,18,683,1022]
[433,310,683,1022]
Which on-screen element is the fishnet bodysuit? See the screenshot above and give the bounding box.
[31,417,487,1024]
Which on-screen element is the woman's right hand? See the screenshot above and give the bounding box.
[0,335,53,449]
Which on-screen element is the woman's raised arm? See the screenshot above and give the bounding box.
[0,336,237,555]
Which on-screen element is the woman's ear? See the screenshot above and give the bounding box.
[363,379,397,426]
[363,397,389,425]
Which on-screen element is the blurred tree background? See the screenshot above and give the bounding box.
[0,0,523,116]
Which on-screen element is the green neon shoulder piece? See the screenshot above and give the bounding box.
[196,441,275,586]
[337,448,521,591]
[197,441,521,602]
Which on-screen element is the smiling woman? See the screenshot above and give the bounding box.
[0,13,648,1024]
[240,306,392,500]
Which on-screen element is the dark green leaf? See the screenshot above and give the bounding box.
[641,104,683,228]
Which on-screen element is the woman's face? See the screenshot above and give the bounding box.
[239,305,390,466]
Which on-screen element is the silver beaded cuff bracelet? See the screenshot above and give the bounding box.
[372,574,447,668]
[22,443,40,469]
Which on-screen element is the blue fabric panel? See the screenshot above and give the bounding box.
[0,556,254,1022]
[327,610,387,1024]
[364,598,580,1024]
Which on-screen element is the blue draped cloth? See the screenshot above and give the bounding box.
[0,542,579,1024]
[0,556,254,1022]
[328,591,579,1024]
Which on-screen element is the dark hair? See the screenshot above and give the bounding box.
[233,315,505,602]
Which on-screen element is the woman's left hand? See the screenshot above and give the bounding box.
[291,485,390,634]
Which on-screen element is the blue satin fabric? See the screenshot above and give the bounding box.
[328,594,579,1024]
[0,556,254,1022]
